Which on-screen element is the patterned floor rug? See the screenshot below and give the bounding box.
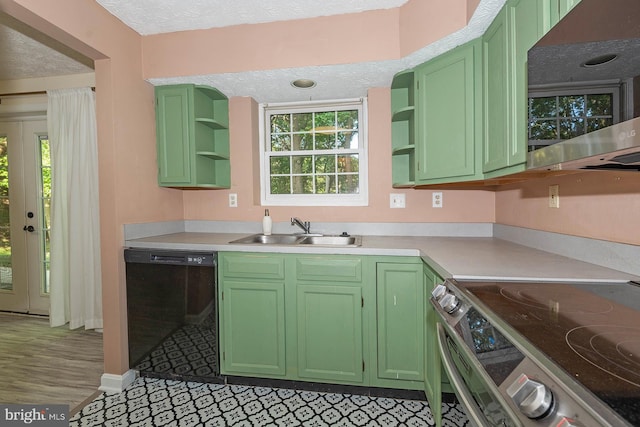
[70,377,469,426]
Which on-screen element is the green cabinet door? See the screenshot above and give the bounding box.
[156,85,192,185]
[296,284,364,383]
[482,7,509,174]
[221,279,286,376]
[415,39,483,184]
[483,0,547,176]
[376,263,424,381]
[423,263,445,427]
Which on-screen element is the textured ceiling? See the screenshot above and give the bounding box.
[1,0,505,103]
[95,0,412,35]
[0,13,94,81]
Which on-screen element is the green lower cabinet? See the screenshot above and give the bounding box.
[423,262,448,427]
[376,263,424,382]
[296,284,364,383]
[221,279,286,376]
[219,252,433,392]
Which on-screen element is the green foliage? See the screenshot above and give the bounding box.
[268,109,360,195]
[529,94,614,141]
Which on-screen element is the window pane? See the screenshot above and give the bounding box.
[314,155,335,173]
[529,120,557,140]
[271,114,290,133]
[270,176,290,194]
[586,94,612,116]
[337,110,358,130]
[559,118,584,139]
[292,156,312,174]
[292,113,313,132]
[338,175,359,194]
[315,175,336,194]
[315,133,334,150]
[293,133,313,150]
[292,175,314,194]
[270,156,290,174]
[336,131,357,149]
[315,111,335,128]
[558,96,585,117]
[338,154,359,173]
[271,134,291,151]
[529,97,556,118]
[587,118,613,133]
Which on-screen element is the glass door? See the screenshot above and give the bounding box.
[0,120,50,314]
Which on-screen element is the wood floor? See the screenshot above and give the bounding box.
[0,312,104,411]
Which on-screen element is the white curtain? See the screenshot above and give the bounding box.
[47,87,103,330]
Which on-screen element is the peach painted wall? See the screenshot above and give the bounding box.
[3,0,183,375]
[399,0,467,57]
[142,0,477,78]
[496,171,640,245]
[183,87,496,223]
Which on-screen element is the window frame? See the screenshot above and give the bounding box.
[528,81,621,149]
[259,98,369,206]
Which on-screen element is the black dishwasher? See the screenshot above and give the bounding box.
[124,248,220,382]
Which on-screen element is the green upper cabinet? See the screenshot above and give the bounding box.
[155,84,230,188]
[555,0,582,23]
[415,39,483,184]
[391,70,416,188]
[483,0,548,176]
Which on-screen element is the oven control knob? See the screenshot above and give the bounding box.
[507,374,554,419]
[439,293,461,314]
[431,284,447,301]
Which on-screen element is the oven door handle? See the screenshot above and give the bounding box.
[437,322,493,427]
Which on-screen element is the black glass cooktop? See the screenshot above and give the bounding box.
[462,280,640,426]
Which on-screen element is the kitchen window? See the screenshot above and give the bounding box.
[259,99,368,206]
[528,84,620,151]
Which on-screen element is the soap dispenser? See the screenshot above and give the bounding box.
[262,209,272,235]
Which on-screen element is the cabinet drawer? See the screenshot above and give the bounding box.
[221,253,285,280]
[296,257,362,282]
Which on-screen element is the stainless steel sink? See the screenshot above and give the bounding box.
[229,234,304,245]
[298,235,361,246]
[229,233,361,247]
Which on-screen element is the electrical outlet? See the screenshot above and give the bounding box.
[432,192,443,208]
[548,185,559,208]
[390,193,406,208]
[229,193,238,208]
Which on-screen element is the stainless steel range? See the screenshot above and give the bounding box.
[431,278,640,426]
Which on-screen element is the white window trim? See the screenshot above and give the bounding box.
[259,98,368,207]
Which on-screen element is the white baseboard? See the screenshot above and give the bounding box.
[99,370,137,394]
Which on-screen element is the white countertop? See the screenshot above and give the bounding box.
[125,232,637,283]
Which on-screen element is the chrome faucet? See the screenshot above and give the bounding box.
[291,217,311,234]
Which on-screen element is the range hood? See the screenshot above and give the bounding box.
[527,116,640,171]
[525,0,640,172]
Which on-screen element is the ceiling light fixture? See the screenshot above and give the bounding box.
[581,53,618,68]
[291,79,316,89]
